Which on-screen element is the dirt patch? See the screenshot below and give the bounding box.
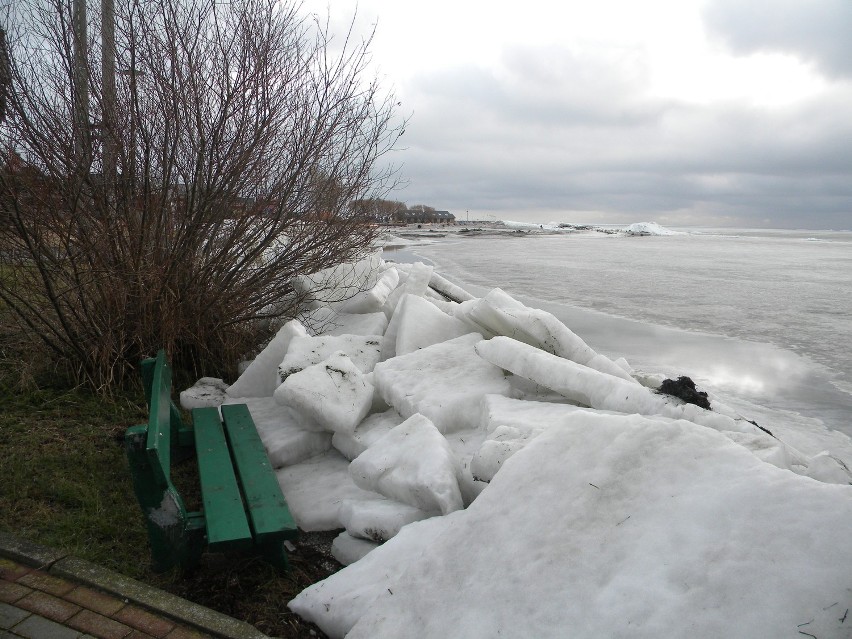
[155,530,344,638]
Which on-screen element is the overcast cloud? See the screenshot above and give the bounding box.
[312,0,851,228]
[702,0,852,79]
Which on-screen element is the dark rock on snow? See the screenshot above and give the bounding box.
[657,376,711,410]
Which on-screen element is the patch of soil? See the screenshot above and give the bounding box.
[153,530,343,638]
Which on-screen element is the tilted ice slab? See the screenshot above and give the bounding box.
[274,352,374,434]
[361,371,391,415]
[373,333,512,434]
[391,294,471,357]
[427,271,475,303]
[331,409,404,461]
[379,264,437,360]
[470,395,594,482]
[506,372,578,401]
[338,267,400,314]
[471,425,539,483]
[442,429,491,505]
[275,449,380,532]
[226,320,309,398]
[331,532,380,566]
[476,336,762,436]
[289,412,852,639]
[290,251,382,308]
[805,451,852,484]
[467,395,809,483]
[475,337,831,476]
[253,422,332,469]
[277,334,383,382]
[423,287,447,303]
[299,306,389,338]
[338,497,431,543]
[222,397,331,468]
[383,261,433,319]
[468,288,636,382]
[477,394,585,433]
[426,297,458,315]
[624,221,680,236]
[349,413,464,516]
[447,298,498,338]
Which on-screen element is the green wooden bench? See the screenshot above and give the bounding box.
[124,350,298,572]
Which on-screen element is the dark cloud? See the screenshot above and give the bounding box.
[313,1,851,227]
[702,0,852,79]
[414,47,664,131]
[382,38,852,230]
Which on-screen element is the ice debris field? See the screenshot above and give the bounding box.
[180,251,852,639]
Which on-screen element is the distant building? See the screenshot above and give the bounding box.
[391,209,456,224]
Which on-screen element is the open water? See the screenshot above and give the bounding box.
[387,228,852,443]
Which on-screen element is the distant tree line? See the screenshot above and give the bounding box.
[351,199,453,224]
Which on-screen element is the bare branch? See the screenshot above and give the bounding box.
[1,0,403,389]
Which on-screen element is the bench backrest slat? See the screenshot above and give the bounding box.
[144,350,174,487]
[221,403,297,542]
[192,406,253,550]
[142,349,185,432]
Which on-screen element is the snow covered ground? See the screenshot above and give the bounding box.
[181,250,852,639]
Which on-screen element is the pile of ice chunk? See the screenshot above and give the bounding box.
[623,221,682,236]
[291,413,852,639]
[185,251,852,638]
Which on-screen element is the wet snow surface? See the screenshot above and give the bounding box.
[184,249,852,638]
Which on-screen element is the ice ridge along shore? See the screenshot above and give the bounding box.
[179,251,852,639]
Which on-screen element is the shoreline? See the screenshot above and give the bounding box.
[382,235,852,457]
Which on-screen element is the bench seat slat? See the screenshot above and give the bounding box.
[221,404,298,542]
[192,407,253,551]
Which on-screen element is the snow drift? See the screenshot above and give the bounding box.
[198,255,852,639]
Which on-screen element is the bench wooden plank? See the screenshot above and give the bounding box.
[192,406,253,551]
[142,350,187,442]
[145,351,173,488]
[221,403,298,543]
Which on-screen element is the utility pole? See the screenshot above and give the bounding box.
[102,0,116,184]
[72,0,91,166]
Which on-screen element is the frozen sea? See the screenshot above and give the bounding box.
[386,227,852,449]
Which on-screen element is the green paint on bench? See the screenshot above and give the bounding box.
[145,353,175,488]
[221,404,298,543]
[192,407,253,551]
[125,350,297,572]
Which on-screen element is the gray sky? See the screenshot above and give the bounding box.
[309,0,852,229]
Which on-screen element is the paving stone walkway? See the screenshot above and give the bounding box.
[0,533,270,639]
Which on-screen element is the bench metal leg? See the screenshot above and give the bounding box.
[257,537,290,572]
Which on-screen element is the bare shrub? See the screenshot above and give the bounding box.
[0,0,402,390]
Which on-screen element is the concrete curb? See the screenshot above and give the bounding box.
[0,531,272,639]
